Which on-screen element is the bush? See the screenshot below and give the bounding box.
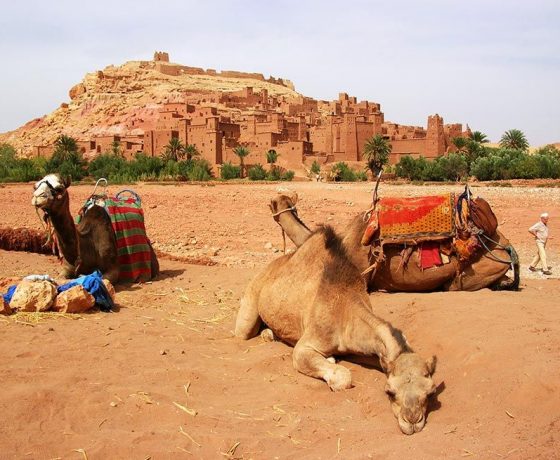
[248,164,267,180]
[331,162,363,182]
[220,162,241,180]
[187,159,212,181]
[266,166,282,181]
[310,160,321,175]
[281,170,295,181]
[88,154,128,180]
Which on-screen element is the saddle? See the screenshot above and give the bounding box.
[77,188,154,283]
[361,187,498,272]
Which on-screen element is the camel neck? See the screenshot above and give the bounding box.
[345,308,407,370]
[49,200,79,265]
[275,211,312,248]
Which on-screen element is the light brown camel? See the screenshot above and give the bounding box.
[31,174,159,284]
[236,226,437,435]
[270,193,519,292]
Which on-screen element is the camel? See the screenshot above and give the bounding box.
[236,226,437,435]
[270,193,519,292]
[31,173,159,284]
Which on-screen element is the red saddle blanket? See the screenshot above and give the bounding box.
[362,194,455,245]
[104,196,153,283]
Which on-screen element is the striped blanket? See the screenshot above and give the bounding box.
[79,191,153,283]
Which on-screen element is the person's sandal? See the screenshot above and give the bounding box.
[543,270,552,275]
[528,266,537,272]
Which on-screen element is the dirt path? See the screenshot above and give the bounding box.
[0,181,559,459]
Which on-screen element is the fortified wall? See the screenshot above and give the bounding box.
[151,52,294,90]
[33,52,470,171]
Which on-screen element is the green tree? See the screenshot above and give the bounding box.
[310,160,321,175]
[234,145,250,178]
[161,137,186,162]
[266,149,279,165]
[185,144,200,161]
[363,134,391,177]
[471,131,489,144]
[46,135,85,180]
[500,129,529,152]
[53,135,79,162]
[111,139,122,157]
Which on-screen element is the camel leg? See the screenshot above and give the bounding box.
[103,266,120,285]
[235,293,262,340]
[292,337,352,391]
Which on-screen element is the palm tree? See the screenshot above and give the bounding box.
[161,137,186,162]
[452,136,469,154]
[500,129,529,152]
[266,149,278,165]
[471,131,489,144]
[234,145,250,178]
[184,144,200,162]
[53,135,79,162]
[363,134,391,177]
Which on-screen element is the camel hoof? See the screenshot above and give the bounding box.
[325,366,352,391]
[260,328,275,342]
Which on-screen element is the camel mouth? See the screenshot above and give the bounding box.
[398,414,426,435]
[32,196,50,209]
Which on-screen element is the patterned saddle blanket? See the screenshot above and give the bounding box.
[78,190,154,283]
[362,194,455,246]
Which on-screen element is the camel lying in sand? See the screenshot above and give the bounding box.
[236,226,437,435]
[270,193,519,292]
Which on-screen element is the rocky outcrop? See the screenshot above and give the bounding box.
[69,83,86,100]
[0,58,301,156]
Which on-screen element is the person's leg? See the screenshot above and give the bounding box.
[537,241,550,273]
[530,241,540,270]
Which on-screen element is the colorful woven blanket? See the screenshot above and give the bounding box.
[377,194,455,243]
[79,191,153,283]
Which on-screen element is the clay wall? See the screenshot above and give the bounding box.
[143,130,178,157]
[426,114,445,158]
[153,51,169,62]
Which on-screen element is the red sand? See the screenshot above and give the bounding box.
[0,181,558,459]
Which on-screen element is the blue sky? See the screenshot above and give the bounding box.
[1,0,559,145]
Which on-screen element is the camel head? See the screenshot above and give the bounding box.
[32,173,71,211]
[269,192,298,219]
[384,353,437,435]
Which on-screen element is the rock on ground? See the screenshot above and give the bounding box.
[53,285,95,314]
[9,280,57,312]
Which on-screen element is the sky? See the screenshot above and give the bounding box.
[0,0,559,146]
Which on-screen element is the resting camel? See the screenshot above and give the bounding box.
[236,226,437,435]
[31,173,159,284]
[270,193,519,292]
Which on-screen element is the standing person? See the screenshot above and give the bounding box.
[528,212,552,275]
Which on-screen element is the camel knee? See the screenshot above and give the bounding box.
[235,296,261,339]
[292,342,352,391]
[324,365,352,391]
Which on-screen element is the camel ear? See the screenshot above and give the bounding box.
[63,175,71,189]
[290,191,298,205]
[426,355,437,376]
[269,199,277,214]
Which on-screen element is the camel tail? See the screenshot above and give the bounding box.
[0,227,52,255]
[493,244,520,291]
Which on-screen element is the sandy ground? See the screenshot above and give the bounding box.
[0,181,559,459]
